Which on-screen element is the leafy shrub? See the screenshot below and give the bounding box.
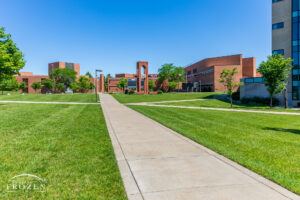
[129,89,135,95]
[241,97,279,106]
[157,90,163,95]
[232,91,240,101]
[108,92,113,94]
[124,89,129,94]
[298,102,300,108]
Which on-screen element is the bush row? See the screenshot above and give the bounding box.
[241,96,280,106]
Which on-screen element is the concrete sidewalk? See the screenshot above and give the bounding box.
[100,94,300,200]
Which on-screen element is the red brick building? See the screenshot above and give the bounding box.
[107,61,159,94]
[16,62,105,94]
[184,54,261,92]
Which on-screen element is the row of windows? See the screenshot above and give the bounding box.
[200,69,214,75]
[272,0,283,3]
[272,49,284,55]
[293,0,300,100]
[272,22,284,30]
[187,69,212,76]
[244,77,264,83]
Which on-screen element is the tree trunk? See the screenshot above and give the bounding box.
[270,96,273,108]
[230,95,233,108]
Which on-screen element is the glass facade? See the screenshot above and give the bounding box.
[292,0,300,100]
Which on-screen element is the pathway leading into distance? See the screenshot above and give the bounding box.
[126,102,300,116]
[0,100,99,105]
[100,94,300,200]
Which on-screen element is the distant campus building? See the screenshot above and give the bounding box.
[184,54,260,92]
[16,62,105,94]
[18,55,261,94]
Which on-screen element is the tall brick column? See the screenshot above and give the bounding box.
[136,61,148,94]
[100,74,105,92]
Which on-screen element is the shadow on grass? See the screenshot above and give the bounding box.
[264,127,300,135]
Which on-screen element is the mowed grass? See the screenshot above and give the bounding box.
[0,103,127,200]
[128,105,300,194]
[0,92,97,103]
[112,92,223,103]
[157,99,300,113]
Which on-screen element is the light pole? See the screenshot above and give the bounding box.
[95,69,103,102]
[51,64,54,94]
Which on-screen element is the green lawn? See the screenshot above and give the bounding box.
[112,92,223,103]
[0,92,97,103]
[0,103,126,199]
[157,99,300,113]
[128,105,300,194]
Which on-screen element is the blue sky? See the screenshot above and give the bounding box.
[0,0,271,76]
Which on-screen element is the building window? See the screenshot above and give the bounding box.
[272,22,284,30]
[272,49,284,55]
[193,69,197,74]
[272,0,283,3]
[187,71,191,75]
[293,0,300,100]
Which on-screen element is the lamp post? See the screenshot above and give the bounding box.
[95,69,103,102]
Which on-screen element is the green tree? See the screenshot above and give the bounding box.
[50,68,77,90]
[89,82,95,90]
[148,79,156,92]
[168,81,178,92]
[0,76,19,94]
[158,64,174,83]
[258,54,293,107]
[56,83,66,92]
[41,78,53,93]
[219,67,242,108]
[158,64,185,92]
[56,83,66,93]
[77,76,92,93]
[85,72,93,78]
[0,27,25,82]
[31,82,42,93]
[116,78,128,92]
[70,82,78,93]
[19,81,28,93]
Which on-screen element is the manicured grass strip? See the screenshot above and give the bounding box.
[0,103,127,200]
[128,105,300,195]
[0,92,97,103]
[112,92,223,103]
[157,99,300,113]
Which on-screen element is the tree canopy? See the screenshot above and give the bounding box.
[258,54,293,107]
[0,27,25,81]
[31,82,42,93]
[0,76,19,94]
[50,68,77,88]
[158,63,185,92]
[117,78,128,92]
[85,72,93,78]
[219,67,242,108]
